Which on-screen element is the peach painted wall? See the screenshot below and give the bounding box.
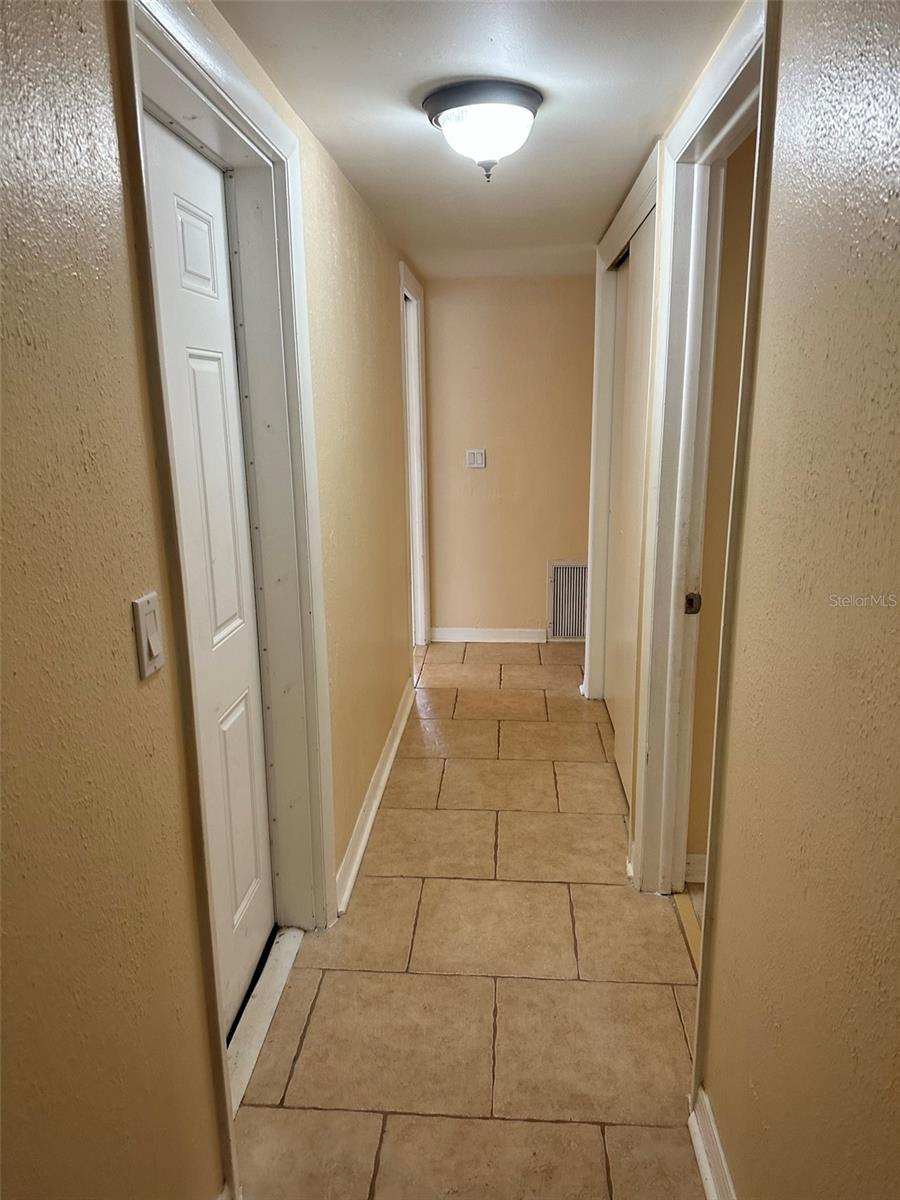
[699,3,900,1194]
[2,3,224,1195]
[425,275,595,632]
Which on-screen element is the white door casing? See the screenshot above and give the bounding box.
[144,115,274,1028]
[604,211,656,806]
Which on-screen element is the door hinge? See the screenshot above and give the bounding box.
[684,591,702,615]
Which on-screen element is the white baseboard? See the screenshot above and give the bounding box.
[685,854,707,883]
[226,927,302,1115]
[335,677,414,913]
[430,627,546,643]
[689,1086,737,1200]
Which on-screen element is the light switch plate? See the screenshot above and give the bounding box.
[465,448,486,469]
[133,591,166,678]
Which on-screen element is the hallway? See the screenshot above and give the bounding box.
[236,642,703,1199]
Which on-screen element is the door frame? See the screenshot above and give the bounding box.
[584,3,765,892]
[118,2,336,1191]
[634,3,764,895]
[400,263,430,649]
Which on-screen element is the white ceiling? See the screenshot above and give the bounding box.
[215,0,740,277]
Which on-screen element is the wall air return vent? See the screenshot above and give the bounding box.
[547,561,587,641]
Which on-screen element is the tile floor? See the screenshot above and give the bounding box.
[237,642,704,1200]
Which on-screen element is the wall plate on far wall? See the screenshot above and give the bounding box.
[465,448,486,468]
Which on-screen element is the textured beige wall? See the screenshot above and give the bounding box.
[687,133,755,856]
[426,276,595,631]
[699,4,900,1196]
[188,2,411,862]
[1,3,224,1197]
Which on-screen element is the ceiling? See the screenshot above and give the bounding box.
[215,1,741,277]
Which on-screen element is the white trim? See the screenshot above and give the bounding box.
[226,928,302,1115]
[430,627,547,644]
[336,678,415,913]
[685,854,707,884]
[584,146,661,702]
[400,263,430,649]
[631,3,763,894]
[689,1087,738,1200]
[216,1186,233,1200]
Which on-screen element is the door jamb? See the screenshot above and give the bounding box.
[118,2,337,1192]
[399,263,430,649]
[633,1,764,896]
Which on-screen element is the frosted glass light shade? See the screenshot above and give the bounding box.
[437,103,535,167]
[423,80,543,180]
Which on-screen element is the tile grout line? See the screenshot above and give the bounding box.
[567,883,582,980]
[291,963,689,986]
[490,976,498,1117]
[243,1100,691,1133]
[277,968,326,1106]
[552,760,561,812]
[671,983,693,1061]
[404,879,425,971]
[365,1113,387,1200]
[600,1122,616,1200]
[493,812,499,879]
[435,757,448,807]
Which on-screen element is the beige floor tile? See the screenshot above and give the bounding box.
[454,688,546,722]
[243,967,321,1105]
[502,664,583,690]
[382,757,444,809]
[362,809,496,878]
[464,641,541,665]
[501,721,605,763]
[409,879,577,978]
[374,1115,608,1200]
[546,692,611,724]
[413,688,457,719]
[572,886,696,983]
[498,813,627,883]
[605,1125,705,1200]
[599,724,615,760]
[494,978,692,1124]
[555,763,627,814]
[674,985,697,1056]
[425,642,465,664]
[439,759,557,811]
[235,1106,382,1200]
[539,640,586,666]
[687,882,705,926]
[398,718,498,759]
[297,877,422,971]
[419,663,500,690]
[285,971,493,1116]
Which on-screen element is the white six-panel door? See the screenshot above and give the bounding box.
[604,211,656,806]
[144,116,274,1028]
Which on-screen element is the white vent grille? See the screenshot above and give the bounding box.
[547,561,587,640]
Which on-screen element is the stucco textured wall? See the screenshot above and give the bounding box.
[188,1,411,864]
[1,3,224,1197]
[425,275,595,631]
[700,4,900,1196]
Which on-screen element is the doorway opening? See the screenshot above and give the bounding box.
[400,263,430,656]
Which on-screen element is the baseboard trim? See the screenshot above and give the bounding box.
[685,853,707,883]
[430,627,547,643]
[335,677,415,913]
[226,927,302,1115]
[689,1086,737,1200]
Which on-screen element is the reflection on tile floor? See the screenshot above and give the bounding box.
[237,641,703,1200]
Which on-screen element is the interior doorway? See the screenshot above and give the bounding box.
[400,263,430,651]
[677,131,757,956]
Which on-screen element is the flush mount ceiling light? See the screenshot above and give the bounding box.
[423,80,543,182]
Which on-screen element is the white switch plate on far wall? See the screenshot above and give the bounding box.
[465,448,486,468]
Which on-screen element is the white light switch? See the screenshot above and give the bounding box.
[466,448,486,469]
[133,591,166,679]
